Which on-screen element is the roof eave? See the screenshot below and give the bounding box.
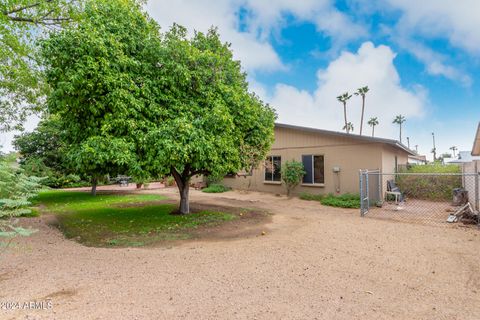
[275,123,416,156]
[472,122,480,156]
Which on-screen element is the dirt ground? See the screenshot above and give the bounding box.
[2,187,480,320]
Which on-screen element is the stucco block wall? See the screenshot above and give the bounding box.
[463,160,479,209]
[222,126,409,196]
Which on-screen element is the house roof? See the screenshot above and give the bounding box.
[472,122,480,156]
[275,123,416,155]
[448,151,480,163]
[408,154,427,162]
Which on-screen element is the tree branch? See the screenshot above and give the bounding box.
[3,1,53,15]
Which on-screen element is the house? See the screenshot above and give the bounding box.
[447,151,480,167]
[408,154,427,165]
[462,123,480,209]
[472,122,480,156]
[222,123,414,196]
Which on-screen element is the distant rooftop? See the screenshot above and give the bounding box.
[448,151,480,163]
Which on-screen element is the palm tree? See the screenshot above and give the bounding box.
[354,86,369,135]
[449,146,458,158]
[392,114,406,143]
[337,92,352,133]
[367,117,379,137]
[342,122,354,133]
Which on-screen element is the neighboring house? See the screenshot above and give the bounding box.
[221,123,414,196]
[408,154,427,165]
[447,151,480,167]
[458,123,480,209]
[473,122,480,156]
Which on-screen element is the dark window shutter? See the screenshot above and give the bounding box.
[302,155,313,184]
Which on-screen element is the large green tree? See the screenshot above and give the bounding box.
[13,115,66,172]
[143,26,276,213]
[40,0,156,194]
[0,0,77,131]
[41,1,275,211]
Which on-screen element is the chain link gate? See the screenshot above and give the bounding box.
[360,170,480,227]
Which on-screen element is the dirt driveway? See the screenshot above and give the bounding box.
[2,188,480,320]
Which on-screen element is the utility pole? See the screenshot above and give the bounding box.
[431,132,437,161]
[406,137,410,149]
[414,145,418,154]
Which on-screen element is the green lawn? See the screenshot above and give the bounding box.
[34,191,236,247]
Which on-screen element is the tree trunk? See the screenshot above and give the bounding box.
[136,183,143,189]
[372,126,375,137]
[343,103,347,132]
[179,183,190,214]
[91,176,98,196]
[399,125,402,143]
[171,168,191,214]
[360,97,365,135]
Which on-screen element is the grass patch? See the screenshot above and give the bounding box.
[202,184,231,193]
[299,193,324,201]
[34,190,236,247]
[299,192,360,208]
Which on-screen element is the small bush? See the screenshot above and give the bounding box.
[281,160,305,196]
[402,163,460,173]
[321,193,360,208]
[299,193,324,201]
[202,184,230,193]
[300,193,360,208]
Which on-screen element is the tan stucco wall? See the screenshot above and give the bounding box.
[221,126,409,196]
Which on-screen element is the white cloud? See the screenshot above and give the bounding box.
[269,42,427,140]
[145,0,285,72]
[145,0,367,73]
[394,36,472,86]
[386,0,480,54]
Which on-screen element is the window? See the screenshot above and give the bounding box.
[265,156,281,182]
[302,155,324,184]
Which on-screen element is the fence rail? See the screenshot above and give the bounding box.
[359,170,480,227]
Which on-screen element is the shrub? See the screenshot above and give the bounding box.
[299,193,324,201]
[299,192,360,208]
[281,160,305,196]
[396,163,462,201]
[202,184,230,193]
[0,157,40,244]
[321,193,360,209]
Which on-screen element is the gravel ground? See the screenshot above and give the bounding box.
[2,188,480,320]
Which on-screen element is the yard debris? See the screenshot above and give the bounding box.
[447,202,479,224]
[365,291,373,295]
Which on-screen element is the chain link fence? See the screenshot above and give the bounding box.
[360,170,480,227]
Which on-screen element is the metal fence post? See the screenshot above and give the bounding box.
[476,172,480,228]
[378,170,382,203]
[359,170,364,217]
[365,170,370,211]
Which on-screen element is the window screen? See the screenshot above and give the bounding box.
[314,155,324,184]
[265,156,281,181]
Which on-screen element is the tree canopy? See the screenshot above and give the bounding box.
[40,0,276,210]
[40,0,158,194]
[0,0,77,131]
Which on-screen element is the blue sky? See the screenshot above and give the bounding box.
[144,0,479,160]
[2,0,478,160]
